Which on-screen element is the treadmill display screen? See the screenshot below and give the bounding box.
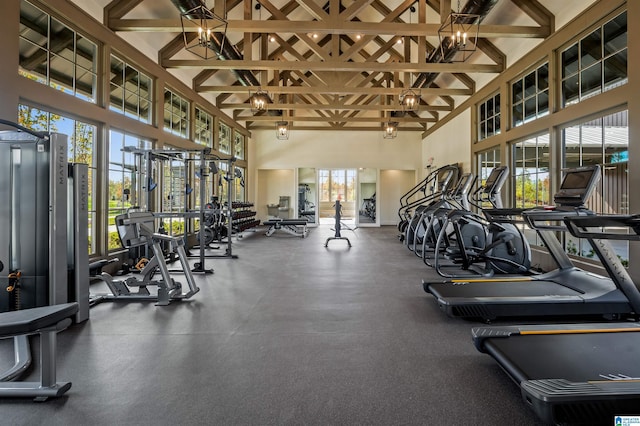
[560,170,593,190]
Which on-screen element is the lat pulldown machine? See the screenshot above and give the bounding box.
[0,119,88,400]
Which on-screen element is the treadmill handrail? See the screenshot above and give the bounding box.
[522,207,595,231]
[564,214,640,240]
[563,213,640,315]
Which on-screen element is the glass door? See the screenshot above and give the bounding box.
[358,168,377,226]
[318,169,357,225]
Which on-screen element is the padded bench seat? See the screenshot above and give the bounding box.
[0,302,78,401]
[263,219,309,238]
[0,303,78,337]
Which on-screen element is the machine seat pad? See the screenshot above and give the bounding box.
[0,303,78,336]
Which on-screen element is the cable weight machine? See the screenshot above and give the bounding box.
[124,147,243,275]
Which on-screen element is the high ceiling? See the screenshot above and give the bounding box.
[79,0,595,133]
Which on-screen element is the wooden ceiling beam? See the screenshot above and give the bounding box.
[237,115,436,123]
[164,59,503,73]
[108,19,550,38]
[511,0,555,31]
[198,85,470,96]
[219,102,452,112]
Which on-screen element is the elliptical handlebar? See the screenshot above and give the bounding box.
[397,164,460,224]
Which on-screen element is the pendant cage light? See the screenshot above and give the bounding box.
[276,121,289,140]
[383,121,398,139]
[437,1,480,63]
[180,2,228,60]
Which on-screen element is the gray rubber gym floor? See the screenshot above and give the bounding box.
[1,226,545,425]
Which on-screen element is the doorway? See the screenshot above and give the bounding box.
[318,169,357,225]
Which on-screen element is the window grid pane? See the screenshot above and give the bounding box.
[512,63,549,127]
[19,2,97,103]
[478,93,500,141]
[163,88,189,138]
[561,12,627,107]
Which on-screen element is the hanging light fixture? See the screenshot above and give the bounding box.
[437,0,480,63]
[250,89,269,113]
[179,1,228,60]
[383,121,398,139]
[399,6,420,112]
[276,121,290,140]
[400,88,420,112]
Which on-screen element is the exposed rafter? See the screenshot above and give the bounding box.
[108,19,550,39]
[101,0,557,131]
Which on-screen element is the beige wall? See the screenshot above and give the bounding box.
[249,129,422,224]
[421,108,472,179]
[380,170,416,226]
[256,169,296,220]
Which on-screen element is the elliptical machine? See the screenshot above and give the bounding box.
[407,172,476,256]
[420,166,507,266]
[399,164,459,242]
[428,166,532,277]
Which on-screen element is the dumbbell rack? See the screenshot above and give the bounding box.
[231,202,260,232]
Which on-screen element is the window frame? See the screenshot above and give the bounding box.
[163,88,190,139]
[19,0,98,103]
[478,93,501,141]
[560,11,627,107]
[109,54,153,124]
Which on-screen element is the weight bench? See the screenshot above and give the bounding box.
[0,303,78,401]
[263,219,309,238]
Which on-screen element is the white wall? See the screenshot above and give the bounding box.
[380,169,416,226]
[256,169,295,219]
[249,129,422,224]
[421,108,472,178]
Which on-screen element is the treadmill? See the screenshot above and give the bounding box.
[473,214,640,424]
[424,165,634,321]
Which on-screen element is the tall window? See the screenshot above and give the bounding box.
[512,134,551,209]
[108,130,152,250]
[234,166,246,202]
[478,93,500,140]
[161,148,187,236]
[195,107,213,147]
[562,110,629,262]
[218,161,229,202]
[477,146,501,177]
[219,122,231,154]
[234,132,245,159]
[109,55,152,123]
[19,0,97,102]
[561,11,627,107]
[163,89,189,138]
[563,110,628,214]
[18,104,98,255]
[512,63,549,127]
[511,134,550,246]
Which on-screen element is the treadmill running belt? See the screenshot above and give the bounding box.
[429,280,584,298]
[483,332,640,384]
[483,332,640,424]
